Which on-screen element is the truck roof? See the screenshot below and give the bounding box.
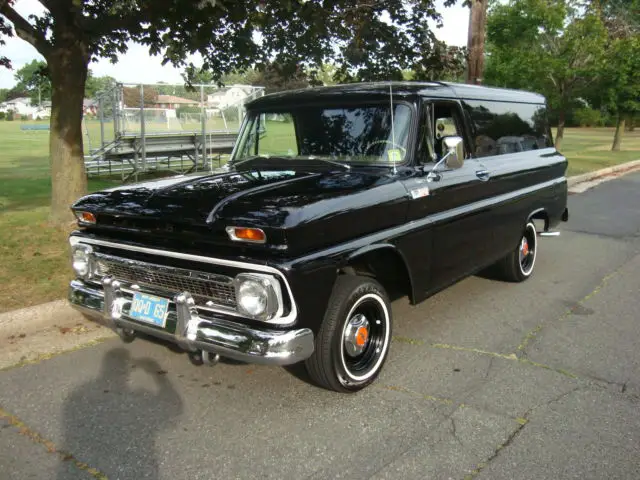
[247,81,547,110]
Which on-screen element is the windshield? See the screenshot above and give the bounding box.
[232,104,413,166]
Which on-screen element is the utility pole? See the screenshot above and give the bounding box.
[466,0,488,85]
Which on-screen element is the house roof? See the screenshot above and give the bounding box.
[7,97,32,104]
[155,95,198,105]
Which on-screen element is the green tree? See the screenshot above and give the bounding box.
[250,62,310,94]
[0,0,463,224]
[603,36,640,150]
[484,0,607,149]
[308,63,339,86]
[13,59,50,105]
[593,0,640,149]
[0,87,7,102]
[85,73,116,98]
[4,85,27,100]
[0,2,9,70]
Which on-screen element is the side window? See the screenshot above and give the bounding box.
[432,102,465,160]
[257,113,299,156]
[463,101,553,158]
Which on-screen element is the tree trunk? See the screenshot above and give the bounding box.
[612,114,625,151]
[48,44,90,225]
[554,109,565,150]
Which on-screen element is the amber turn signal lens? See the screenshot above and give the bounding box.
[226,226,266,243]
[76,211,96,224]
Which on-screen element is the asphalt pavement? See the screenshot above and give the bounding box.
[1,172,640,480]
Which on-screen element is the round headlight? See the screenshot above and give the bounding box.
[237,279,268,317]
[72,245,92,278]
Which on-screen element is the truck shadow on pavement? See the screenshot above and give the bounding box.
[57,347,184,479]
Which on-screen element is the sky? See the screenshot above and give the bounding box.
[0,0,470,89]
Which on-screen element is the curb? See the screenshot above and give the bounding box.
[0,299,88,337]
[1,158,639,334]
[566,159,640,187]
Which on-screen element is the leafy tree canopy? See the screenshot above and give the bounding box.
[484,0,607,148]
[12,59,49,104]
[0,0,464,224]
[85,74,116,98]
[9,58,117,103]
[590,0,640,148]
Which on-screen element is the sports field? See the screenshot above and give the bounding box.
[0,121,638,312]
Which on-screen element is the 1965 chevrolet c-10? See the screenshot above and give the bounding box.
[68,82,568,392]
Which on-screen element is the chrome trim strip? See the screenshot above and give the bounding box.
[427,177,565,226]
[292,176,566,265]
[69,280,314,365]
[69,235,297,325]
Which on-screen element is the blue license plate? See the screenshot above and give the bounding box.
[129,292,169,327]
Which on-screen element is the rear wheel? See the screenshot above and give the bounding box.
[498,221,538,282]
[305,275,392,393]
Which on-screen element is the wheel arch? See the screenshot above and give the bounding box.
[528,207,549,231]
[339,243,415,303]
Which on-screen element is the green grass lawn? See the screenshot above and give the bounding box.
[555,127,640,176]
[0,121,638,313]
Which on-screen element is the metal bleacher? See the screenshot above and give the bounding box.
[84,130,238,180]
[83,82,266,181]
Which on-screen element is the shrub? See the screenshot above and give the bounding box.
[0,112,5,120]
[574,108,601,127]
[6,110,14,121]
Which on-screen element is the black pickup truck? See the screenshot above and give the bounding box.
[68,82,568,392]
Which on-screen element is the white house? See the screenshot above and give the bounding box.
[0,97,38,117]
[206,85,256,109]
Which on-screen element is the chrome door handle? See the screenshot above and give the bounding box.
[476,170,490,181]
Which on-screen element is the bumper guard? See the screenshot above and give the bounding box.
[69,278,314,366]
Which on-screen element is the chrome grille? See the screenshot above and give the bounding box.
[93,253,236,308]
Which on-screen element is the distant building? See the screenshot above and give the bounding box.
[153,95,199,109]
[206,85,255,109]
[83,99,98,116]
[0,97,37,117]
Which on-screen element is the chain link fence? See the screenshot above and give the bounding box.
[84,83,265,179]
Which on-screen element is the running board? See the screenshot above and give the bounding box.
[538,231,561,237]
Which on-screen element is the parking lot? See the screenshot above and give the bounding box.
[1,171,640,480]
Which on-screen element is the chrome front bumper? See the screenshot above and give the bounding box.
[69,279,314,366]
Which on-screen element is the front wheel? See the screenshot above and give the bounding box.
[305,275,392,393]
[498,221,538,282]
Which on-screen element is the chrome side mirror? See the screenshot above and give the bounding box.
[426,135,465,182]
[443,136,464,169]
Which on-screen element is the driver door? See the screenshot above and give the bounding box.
[406,100,496,295]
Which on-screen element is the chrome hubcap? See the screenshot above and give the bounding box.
[519,224,537,275]
[519,237,530,261]
[343,313,370,357]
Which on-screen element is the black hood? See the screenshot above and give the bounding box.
[72,167,410,253]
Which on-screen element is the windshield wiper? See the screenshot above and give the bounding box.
[231,155,350,172]
[307,156,351,171]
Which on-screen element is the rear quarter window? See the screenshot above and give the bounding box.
[463,100,553,158]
